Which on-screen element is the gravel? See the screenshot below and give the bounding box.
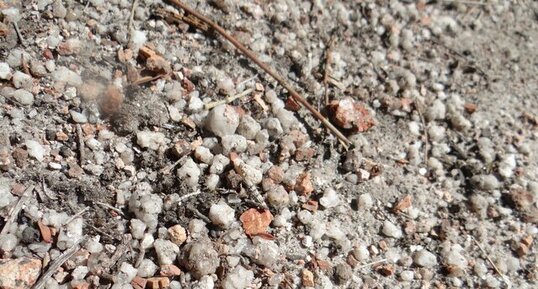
[413,249,438,268]
[0,1,536,288]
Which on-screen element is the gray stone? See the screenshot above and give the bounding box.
[222,266,254,289]
[413,249,437,268]
[205,104,239,137]
[154,239,179,265]
[12,89,34,105]
[181,240,219,279]
[237,114,261,140]
[208,201,235,228]
[0,62,12,79]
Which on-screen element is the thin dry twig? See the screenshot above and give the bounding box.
[0,185,34,238]
[129,0,139,32]
[31,237,86,289]
[345,258,388,287]
[323,36,335,107]
[94,201,125,216]
[205,88,253,110]
[163,0,350,148]
[472,236,511,286]
[76,124,84,165]
[13,21,25,47]
[414,100,429,171]
[177,190,202,204]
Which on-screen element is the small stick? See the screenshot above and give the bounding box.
[94,201,125,216]
[12,22,25,47]
[31,237,86,289]
[187,204,211,223]
[177,190,202,204]
[414,100,429,170]
[76,124,85,165]
[472,237,511,286]
[205,88,253,110]
[129,0,139,32]
[164,0,350,148]
[323,36,335,107]
[0,185,34,238]
[65,207,89,225]
[345,258,388,287]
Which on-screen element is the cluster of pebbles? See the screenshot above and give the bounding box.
[0,0,537,289]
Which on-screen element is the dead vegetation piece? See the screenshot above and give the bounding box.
[239,208,273,237]
[392,195,413,213]
[162,0,351,148]
[31,237,86,289]
[0,185,34,238]
[328,97,375,132]
[138,46,171,74]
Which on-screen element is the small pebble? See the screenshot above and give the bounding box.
[137,259,158,278]
[319,188,340,208]
[0,62,12,79]
[153,239,179,265]
[25,140,45,161]
[237,114,261,140]
[222,265,254,289]
[208,201,235,228]
[382,220,403,238]
[136,131,166,151]
[12,89,34,105]
[205,104,240,137]
[413,249,437,268]
[12,71,33,90]
[182,240,219,279]
[177,158,201,188]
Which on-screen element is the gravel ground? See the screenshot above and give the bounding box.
[0,0,537,288]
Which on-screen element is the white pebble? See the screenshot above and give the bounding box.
[194,146,214,164]
[0,62,12,79]
[136,131,166,150]
[153,239,179,265]
[12,89,34,105]
[208,201,235,228]
[319,188,340,208]
[177,158,201,188]
[358,193,373,210]
[237,114,261,140]
[25,140,45,161]
[12,71,33,90]
[205,104,240,137]
[221,266,254,289]
[413,249,437,267]
[221,135,248,154]
[382,220,402,239]
[53,66,83,87]
[137,259,158,277]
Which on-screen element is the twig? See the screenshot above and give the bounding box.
[128,0,139,32]
[164,0,350,149]
[65,207,89,225]
[0,185,34,238]
[442,0,487,5]
[345,258,388,287]
[177,190,202,204]
[12,22,25,47]
[31,237,86,289]
[322,36,335,107]
[76,124,84,165]
[94,201,125,216]
[205,88,253,110]
[414,100,429,171]
[187,204,211,223]
[472,237,511,286]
